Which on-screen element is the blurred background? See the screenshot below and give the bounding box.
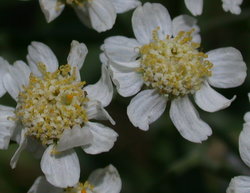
[0,0,250,192]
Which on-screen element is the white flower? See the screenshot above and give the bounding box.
[227,96,250,192]
[28,164,122,193]
[184,0,243,16]
[0,40,118,188]
[101,3,247,143]
[39,0,141,32]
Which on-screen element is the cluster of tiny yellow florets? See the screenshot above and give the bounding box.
[64,181,94,193]
[16,63,89,145]
[138,28,213,99]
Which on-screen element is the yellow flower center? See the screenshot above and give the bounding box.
[64,181,94,193]
[16,63,89,145]
[138,28,213,99]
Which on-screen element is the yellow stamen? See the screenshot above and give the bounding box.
[65,94,74,105]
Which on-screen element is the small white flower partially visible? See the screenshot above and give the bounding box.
[227,95,250,193]
[101,3,247,143]
[28,164,122,193]
[39,0,141,32]
[184,0,243,15]
[0,40,118,188]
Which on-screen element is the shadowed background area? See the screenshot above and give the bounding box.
[0,0,250,192]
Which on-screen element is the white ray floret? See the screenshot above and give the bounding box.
[102,2,247,143]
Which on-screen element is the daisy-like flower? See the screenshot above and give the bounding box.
[39,0,141,32]
[184,0,243,16]
[101,3,247,143]
[28,164,121,193]
[0,40,118,188]
[227,94,250,193]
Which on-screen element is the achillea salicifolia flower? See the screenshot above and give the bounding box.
[28,165,121,193]
[0,40,118,188]
[184,0,243,16]
[102,3,247,143]
[227,94,250,193]
[39,0,141,32]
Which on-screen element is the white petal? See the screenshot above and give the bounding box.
[0,105,16,150]
[170,96,212,143]
[100,53,108,65]
[239,123,250,168]
[39,0,65,22]
[0,57,9,97]
[11,124,22,144]
[102,36,140,62]
[110,0,141,13]
[27,41,59,76]
[3,73,20,101]
[28,176,62,193]
[184,0,203,16]
[244,112,250,123]
[41,145,80,188]
[74,6,92,29]
[56,125,93,152]
[172,14,201,44]
[87,0,116,32]
[8,60,31,91]
[88,165,122,193]
[10,129,28,169]
[109,59,140,71]
[26,137,45,159]
[194,81,236,112]
[132,3,172,44]
[227,176,250,193]
[84,64,113,107]
[82,122,118,154]
[109,65,143,97]
[86,100,115,125]
[207,47,247,88]
[222,0,243,15]
[127,89,167,131]
[67,40,88,71]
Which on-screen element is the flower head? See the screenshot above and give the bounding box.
[0,40,118,188]
[138,28,213,98]
[101,3,247,143]
[28,165,122,193]
[39,0,141,32]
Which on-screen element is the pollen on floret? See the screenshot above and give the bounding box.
[16,63,89,145]
[138,27,213,99]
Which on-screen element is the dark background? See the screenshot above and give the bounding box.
[0,0,250,192]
